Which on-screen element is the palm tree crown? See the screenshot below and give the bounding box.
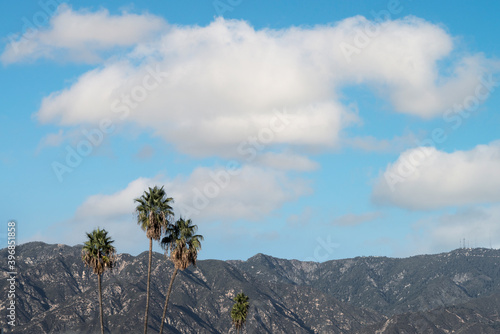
[135,186,174,240]
[82,228,116,275]
[162,218,203,269]
[231,293,250,334]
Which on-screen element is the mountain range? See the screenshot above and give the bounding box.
[2,242,500,333]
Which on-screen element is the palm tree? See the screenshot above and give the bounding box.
[81,228,116,334]
[135,186,174,334]
[159,218,203,334]
[231,293,249,334]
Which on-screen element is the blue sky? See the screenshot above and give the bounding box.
[1,0,500,261]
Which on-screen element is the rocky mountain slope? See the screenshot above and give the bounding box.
[0,242,381,333]
[231,248,500,315]
[359,292,500,334]
[1,242,500,333]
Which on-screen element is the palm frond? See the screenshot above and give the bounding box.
[163,218,203,270]
[134,185,174,241]
[231,293,250,332]
[81,228,116,276]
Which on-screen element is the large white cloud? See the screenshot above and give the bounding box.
[1,5,166,63]
[26,14,495,158]
[75,164,310,223]
[372,141,500,210]
[54,165,310,253]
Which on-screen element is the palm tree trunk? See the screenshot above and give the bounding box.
[159,267,178,334]
[98,274,104,334]
[144,238,153,334]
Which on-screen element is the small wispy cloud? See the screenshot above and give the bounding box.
[36,129,66,154]
[255,152,319,171]
[405,205,500,256]
[134,144,154,160]
[2,5,166,64]
[343,132,418,153]
[332,211,384,226]
[286,207,314,227]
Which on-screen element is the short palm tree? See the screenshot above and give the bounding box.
[231,293,249,334]
[135,186,174,334]
[81,228,116,334]
[159,218,203,334]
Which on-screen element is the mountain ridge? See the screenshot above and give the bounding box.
[2,242,500,333]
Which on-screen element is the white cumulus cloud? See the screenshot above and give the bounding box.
[74,164,311,228]
[56,165,311,254]
[1,5,166,64]
[372,141,500,210]
[26,14,497,159]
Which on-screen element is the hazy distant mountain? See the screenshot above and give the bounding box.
[2,242,500,333]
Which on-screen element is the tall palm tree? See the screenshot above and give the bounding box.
[81,228,116,334]
[231,293,249,334]
[159,218,203,334]
[135,186,174,334]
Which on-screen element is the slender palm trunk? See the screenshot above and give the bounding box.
[144,238,153,334]
[159,267,178,334]
[98,274,104,334]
